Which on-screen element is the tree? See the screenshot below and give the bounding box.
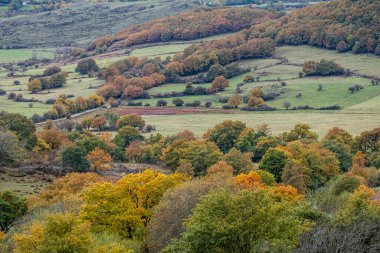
[75,58,99,75]
[161,139,223,176]
[282,123,318,143]
[82,117,92,130]
[162,188,310,253]
[172,98,184,107]
[210,76,229,93]
[204,120,246,153]
[234,171,264,189]
[123,85,143,99]
[113,125,142,148]
[62,146,90,171]
[207,161,234,176]
[81,170,188,239]
[206,64,226,82]
[87,147,112,172]
[223,147,253,174]
[278,141,340,190]
[0,113,37,150]
[227,94,242,108]
[118,114,145,129]
[13,214,92,253]
[259,148,288,182]
[91,116,107,130]
[282,159,311,194]
[146,174,233,253]
[43,66,61,76]
[322,140,353,172]
[28,79,42,93]
[0,191,27,232]
[283,101,291,110]
[0,129,26,166]
[28,173,103,211]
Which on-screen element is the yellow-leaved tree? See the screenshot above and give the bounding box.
[80,169,188,239]
[87,147,112,172]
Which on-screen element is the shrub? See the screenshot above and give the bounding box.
[75,58,99,75]
[156,100,167,106]
[205,101,212,108]
[185,101,201,107]
[0,89,6,96]
[43,66,61,76]
[173,98,184,107]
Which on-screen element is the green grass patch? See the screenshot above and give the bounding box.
[0,49,54,63]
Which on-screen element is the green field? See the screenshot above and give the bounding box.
[276,46,380,78]
[0,49,54,63]
[142,110,380,137]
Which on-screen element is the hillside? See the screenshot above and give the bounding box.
[0,0,198,48]
[92,0,380,55]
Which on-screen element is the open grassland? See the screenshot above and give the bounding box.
[0,168,56,196]
[0,0,197,48]
[276,46,380,78]
[142,110,380,137]
[0,49,54,63]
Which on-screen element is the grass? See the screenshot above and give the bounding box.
[276,45,380,78]
[0,168,56,196]
[0,49,54,63]
[142,110,380,137]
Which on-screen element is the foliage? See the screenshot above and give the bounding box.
[0,191,27,232]
[118,114,145,129]
[0,129,26,166]
[62,146,90,172]
[259,148,288,182]
[162,188,311,253]
[161,139,223,176]
[146,174,233,253]
[204,120,246,153]
[13,213,93,253]
[0,113,37,150]
[282,123,318,143]
[302,60,345,76]
[87,147,112,172]
[80,170,188,239]
[75,58,100,75]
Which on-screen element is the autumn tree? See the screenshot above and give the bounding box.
[87,147,112,172]
[204,120,246,153]
[91,116,107,130]
[162,188,310,253]
[210,76,229,93]
[28,79,42,93]
[146,174,233,253]
[118,114,145,129]
[80,170,188,239]
[282,123,318,143]
[247,87,265,108]
[161,139,223,176]
[13,214,92,253]
[223,147,253,174]
[227,94,242,108]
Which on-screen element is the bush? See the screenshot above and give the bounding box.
[127,101,143,106]
[319,105,342,110]
[0,89,6,96]
[185,101,201,107]
[156,100,167,106]
[43,66,61,76]
[13,80,20,85]
[75,58,99,75]
[205,101,212,108]
[173,98,184,107]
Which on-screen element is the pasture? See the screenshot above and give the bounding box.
[0,49,54,63]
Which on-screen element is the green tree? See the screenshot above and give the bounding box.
[282,123,318,143]
[117,114,145,129]
[0,129,26,166]
[75,58,99,75]
[163,188,310,253]
[113,125,143,149]
[259,148,288,182]
[0,113,37,150]
[0,191,27,232]
[62,146,90,171]
[322,140,353,172]
[204,120,246,153]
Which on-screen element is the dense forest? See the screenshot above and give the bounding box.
[91,0,380,55]
[1,112,380,252]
